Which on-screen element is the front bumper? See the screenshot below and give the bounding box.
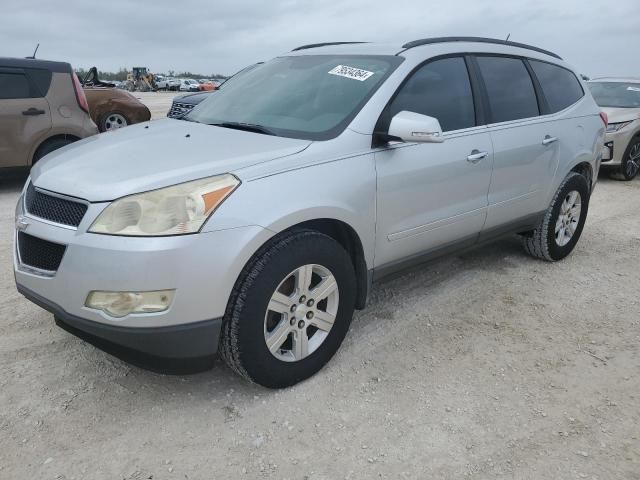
[14,197,273,362]
[601,126,637,166]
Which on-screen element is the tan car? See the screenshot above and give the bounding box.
[81,68,151,132]
[588,77,640,180]
[0,57,98,169]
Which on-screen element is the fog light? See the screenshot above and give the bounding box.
[85,290,175,318]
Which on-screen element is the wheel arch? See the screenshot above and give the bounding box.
[31,134,80,165]
[569,161,594,192]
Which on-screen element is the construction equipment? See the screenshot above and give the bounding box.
[125,67,156,92]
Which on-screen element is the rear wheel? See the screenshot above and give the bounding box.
[220,230,356,388]
[522,173,590,261]
[33,137,75,164]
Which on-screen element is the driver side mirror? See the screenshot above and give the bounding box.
[387,111,445,143]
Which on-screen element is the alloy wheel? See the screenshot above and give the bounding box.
[264,264,339,362]
[625,142,640,179]
[555,190,582,247]
[104,113,128,131]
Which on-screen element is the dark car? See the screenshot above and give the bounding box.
[167,91,214,118]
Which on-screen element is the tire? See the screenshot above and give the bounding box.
[610,137,640,181]
[220,229,357,388]
[522,172,590,262]
[33,137,75,164]
[99,112,129,132]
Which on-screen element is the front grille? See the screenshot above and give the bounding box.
[24,183,87,227]
[168,102,195,119]
[18,232,67,272]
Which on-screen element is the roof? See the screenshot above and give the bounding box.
[0,57,71,73]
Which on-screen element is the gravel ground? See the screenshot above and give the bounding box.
[133,91,183,119]
[1,171,638,480]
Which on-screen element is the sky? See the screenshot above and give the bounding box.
[1,0,637,78]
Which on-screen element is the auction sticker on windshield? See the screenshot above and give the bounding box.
[329,65,375,81]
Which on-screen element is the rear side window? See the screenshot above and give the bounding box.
[26,68,53,97]
[476,56,539,123]
[0,72,31,99]
[384,57,476,132]
[529,60,584,113]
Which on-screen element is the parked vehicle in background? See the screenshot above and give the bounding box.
[179,79,200,92]
[167,90,214,118]
[588,78,640,180]
[156,76,180,91]
[14,38,604,388]
[81,67,151,132]
[0,57,97,169]
[198,80,216,91]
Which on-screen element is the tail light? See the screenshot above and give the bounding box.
[71,72,90,114]
[599,111,608,128]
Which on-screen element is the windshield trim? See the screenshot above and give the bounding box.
[185,54,405,141]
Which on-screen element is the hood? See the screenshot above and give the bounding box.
[176,91,214,104]
[601,107,640,124]
[31,119,311,202]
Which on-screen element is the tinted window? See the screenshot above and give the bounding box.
[384,57,475,132]
[476,56,539,123]
[0,73,30,99]
[26,68,52,96]
[530,60,583,113]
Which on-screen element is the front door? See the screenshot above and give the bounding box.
[0,67,51,167]
[374,56,493,269]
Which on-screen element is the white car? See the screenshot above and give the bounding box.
[156,77,180,91]
[179,79,200,92]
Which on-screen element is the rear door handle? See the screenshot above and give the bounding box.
[467,150,489,163]
[22,108,46,116]
[542,135,558,145]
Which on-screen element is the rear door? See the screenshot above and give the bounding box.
[0,67,51,167]
[374,56,493,269]
[472,55,558,231]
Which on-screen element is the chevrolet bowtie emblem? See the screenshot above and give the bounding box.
[16,216,29,231]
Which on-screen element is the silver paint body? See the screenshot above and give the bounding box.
[14,41,604,329]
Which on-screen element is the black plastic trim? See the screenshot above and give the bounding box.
[400,37,562,60]
[291,42,368,52]
[17,283,222,372]
[0,57,72,73]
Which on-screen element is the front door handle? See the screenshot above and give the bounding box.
[467,150,489,163]
[542,135,558,145]
[22,108,46,116]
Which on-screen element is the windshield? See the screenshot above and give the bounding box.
[185,55,402,140]
[588,82,640,108]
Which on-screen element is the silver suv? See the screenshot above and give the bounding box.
[14,38,605,387]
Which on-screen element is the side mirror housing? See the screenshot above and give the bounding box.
[387,111,445,143]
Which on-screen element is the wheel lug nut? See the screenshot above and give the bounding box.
[298,320,305,329]
[299,295,306,303]
[307,299,314,307]
[306,311,314,319]
[290,317,296,326]
[290,304,297,312]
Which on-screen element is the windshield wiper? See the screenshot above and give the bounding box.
[209,122,276,136]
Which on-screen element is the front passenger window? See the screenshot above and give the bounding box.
[383,57,476,132]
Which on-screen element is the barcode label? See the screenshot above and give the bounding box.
[328,65,375,82]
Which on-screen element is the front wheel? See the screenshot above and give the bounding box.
[99,112,129,132]
[522,172,590,261]
[611,137,640,181]
[220,230,356,388]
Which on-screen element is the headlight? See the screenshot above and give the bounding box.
[89,174,240,236]
[606,121,633,133]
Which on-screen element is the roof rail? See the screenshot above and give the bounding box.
[401,37,562,60]
[291,42,368,52]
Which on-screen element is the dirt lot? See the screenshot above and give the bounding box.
[133,91,183,119]
[1,168,639,479]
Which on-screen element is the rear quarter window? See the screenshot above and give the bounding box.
[26,68,53,97]
[529,60,584,113]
